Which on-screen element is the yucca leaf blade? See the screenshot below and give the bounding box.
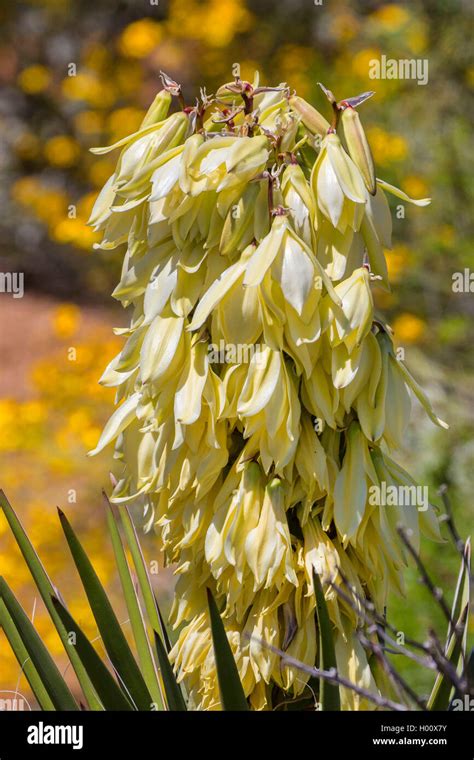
[58,508,153,711]
[0,490,101,709]
[156,598,172,653]
[206,588,248,711]
[153,631,187,711]
[0,599,55,710]
[0,577,78,711]
[313,571,341,711]
[118,505,167,643]
[428,540,471,711]
[447,538,471,644]
[51,596,134,711]
[428,604,469,710]
[104,496,164,709]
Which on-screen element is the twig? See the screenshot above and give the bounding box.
[397,526,455,630]
[426,627,468,695]
[330,578,437,710]
[368,622,437,671]
[247,636,409,711]
[438,486,473,585]
[336,550,468,690]
[335,569,426,652]
[397,524,470,679]
[438,485,466,560]
[331,576,434,659]
[358,631,426,710]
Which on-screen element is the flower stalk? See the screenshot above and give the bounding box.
[88,74,448,710]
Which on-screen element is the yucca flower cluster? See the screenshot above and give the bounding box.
[89,74,447,710]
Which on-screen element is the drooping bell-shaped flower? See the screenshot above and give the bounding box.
[89,76,447,711]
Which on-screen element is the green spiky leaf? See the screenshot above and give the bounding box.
[206,588,248,711]
[0,599,55,710]
[58,508,152,711]
[118,504,169,647]
[313,571,340,711]
[51,595,134,711]
[104,495,164,709]
[0,577,78,711]
[0,490,100,709]
[428,540,471,711]
[153,631,187,711]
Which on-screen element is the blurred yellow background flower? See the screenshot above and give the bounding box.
[392,313,427,344]
[118,19,163,58]
[18,64,51,94]
[44,136,81,168]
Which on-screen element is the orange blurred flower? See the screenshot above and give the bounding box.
[370,4,410,31]
[74,110,104,136]
[118,19,163,58]
[44,136,80,168]
[385,245,411,283]
[392,313,426,344]
[52,304,81,339]
[367,127,408,165]
[402,175,429,199]
[18,64,51,94]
